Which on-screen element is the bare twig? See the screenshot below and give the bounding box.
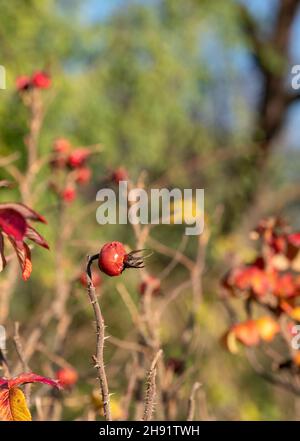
[142,349,163,421]
[122,355,139,420]
[187,382,201,421]
[13,322,31,403]
[13,322,30,372]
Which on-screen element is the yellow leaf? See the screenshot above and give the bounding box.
[290,306,300,321]
[0,387,32,421]
[222,330,239,354]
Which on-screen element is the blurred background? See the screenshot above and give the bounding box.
[0,0,300,420]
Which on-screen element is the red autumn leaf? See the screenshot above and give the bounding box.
[0,372,61,421]
[0,202,49,279]
[8,238,32,281]
[7,372,61,389]
[0,208,27,242]
[0,203,46,223]
[26,225,49,249]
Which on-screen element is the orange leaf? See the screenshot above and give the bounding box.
[232,320,260,346]
[256,316,280,342]
[0,387,31,421]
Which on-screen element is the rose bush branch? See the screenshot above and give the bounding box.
[86,254,112,421]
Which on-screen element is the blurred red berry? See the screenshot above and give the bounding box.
[166,358,185,375]
[56,367,78,388]
[98,241,127,277]
[139,275,161,296]
[75,167,91,185]
[62,187,76,203]
[67,148,91,169]
[32,71,51,89]
[16,75,31,91]
[112,167,128,184]
[273,273,297,298]
[288,233,300,248]
[79,271,102,288]
[232,320,260,346]
[53,138,71,154]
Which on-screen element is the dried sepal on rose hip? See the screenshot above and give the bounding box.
[86,241,151,279]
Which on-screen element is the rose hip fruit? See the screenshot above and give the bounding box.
[111,167,128,184]
[62,187,76,203]
[95,241,147,277]
[67,148,91,169]
[56,367,78,388]
[32,71,51,89]
[75,167,91,185]
[16,75,31,91]
[53,138,71,154]
[98,241,127,277]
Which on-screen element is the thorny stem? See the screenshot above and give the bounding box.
[86,254,112,421]
[142,349,163,421]
[13,322,31,403]
[187,382,201,421]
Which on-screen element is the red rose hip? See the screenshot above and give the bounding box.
[86,242,149,280]
[56,367,78,388]
[98,241,127,277]
[32,71,51,89]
